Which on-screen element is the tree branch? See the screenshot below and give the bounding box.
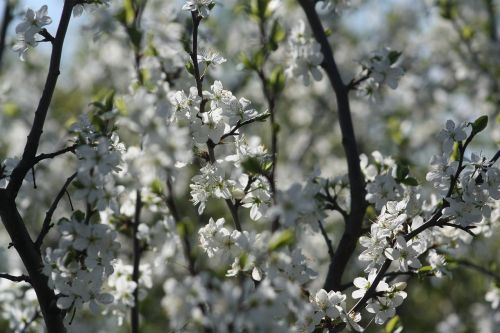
[0,272,31,283]
[318,220,335,261]
[165,175,196,275]
[0,1,76,332]
[0,0,13,70]
[297,0,367,292]
[34,144,77,166]
[454,258,500,281]
[0,190,66,332]
[131,190,142,333]
[34,172,77,250]
[7,0,75,198]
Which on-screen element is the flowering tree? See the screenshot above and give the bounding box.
[0,0,499,332]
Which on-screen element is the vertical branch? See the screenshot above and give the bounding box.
[297,0,367,291]
[189,11,242,231]
[0,1,76,332]
[165,175,196,275]
[131,190,142,333]
[7,0,75,197]
[0,190,66,333]
[484,0,498,42]
[0,0,13,70]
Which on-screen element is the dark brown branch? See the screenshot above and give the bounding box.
[7,0,75,198]
[0,1,76,332]
[318,220,335,261]
[484,0,498,42]
[165,176,196,275]
[0,272,31,283]
[297,0,367,292]
[219,113,271,142]
[34,145,77,165]
[440,222,476,237]
[0,190,66,333]
[0,0,13,70]
[35,172,77,250]
[188,12,242,232]
[454,258,500,281]
[131,190,142,333]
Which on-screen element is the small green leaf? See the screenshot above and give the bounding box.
[239,52,255,70]
[241,157,263,175]
[269,66,286,94]
[385,315,401,333]
[461,26,474,40]
[150,179,164,196]
[395,163,409,181]
[269,20,285,51]
[268,229,295,251]
[418,265,433,273]
[185,61,195,76]
[471,115,488,135]
[388,50,402,64]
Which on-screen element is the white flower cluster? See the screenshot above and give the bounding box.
[172,80,259,144]
[42,212,120,322]
[358,48,404,98]
[276,175,326,229]
[12,5,51,60]
[73,0,112,18]
[362,151,404,210]
[0,280,40,333]
[104,260,153,326]
[182,0,214,18]
[286,20,324,86]
[71,117,124,212]
[198,218,316,282]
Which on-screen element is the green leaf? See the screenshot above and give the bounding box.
[395,163,409,181]
[438,0,457,20]
[268,229,295,251]
[471,115,488,135]
[150,179,164,196]
[388,50,402,65]
[269,66,286,95]
[241,157,263,175]
[418,265,433,273]
[123,0,136,25]
[269,20,285,51]
[385,315,401,333]
[2,102,20,117]
[253,48,266,69]
[185,61,195,76]
[239,52,255,70]
[461,26,474,40]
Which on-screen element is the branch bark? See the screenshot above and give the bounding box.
[0,1,76,332]
[0,0,13,70]
[297,0,367,292]
[7,0,75,198]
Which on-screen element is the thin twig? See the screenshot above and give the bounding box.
[0,0,13,70]
[454,258,500,281]
[35,173,77,250]
[318,220,335,261]
[0,273,31,283]
[33,145,77,165]
[165,176,196,275]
